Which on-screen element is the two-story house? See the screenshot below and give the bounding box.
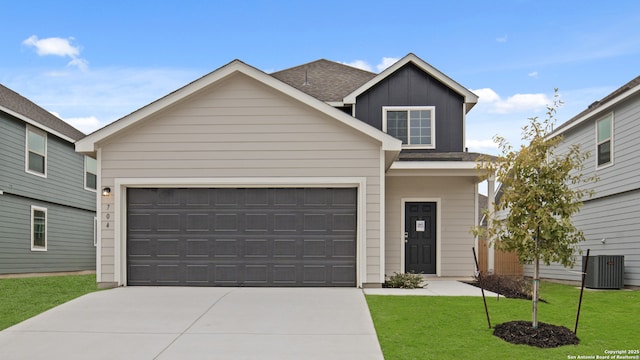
[0,84,96,274]
[75,53,493,288]
[524,76,640,287]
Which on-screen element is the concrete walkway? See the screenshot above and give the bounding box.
[0,287,383,360]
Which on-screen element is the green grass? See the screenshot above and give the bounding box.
[0,274,99,330]
[367,282,640,360]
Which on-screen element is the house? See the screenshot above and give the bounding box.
[525,76,640,287]
[0,84,96,274]
[75,53,494,288]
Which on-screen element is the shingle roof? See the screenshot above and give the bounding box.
[553,75,640,135]
[0,83,85,141]
[397,151,496,162]
[270,59,377,103]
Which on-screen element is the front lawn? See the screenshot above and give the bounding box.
[367,282,640,360]
[0,274,99,330]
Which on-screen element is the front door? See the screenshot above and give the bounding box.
[405,202,436,274]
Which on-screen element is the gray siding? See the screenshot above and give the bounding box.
[529,92,640,286]
[1,113,96,274]
[0,193,96,274]
[0,114,96,211]
[354,63,465,152]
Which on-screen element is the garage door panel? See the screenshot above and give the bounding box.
[127,188,356,287]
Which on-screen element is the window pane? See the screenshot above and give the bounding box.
[28,130,45,154]
[387,111,408,144]
[598,140,611,165]
[597,116,611,142]
[86,156,97,174]
[33,210,46,248]
[86,173,97,190]
[28,152,45,174]
[409,110,432,145]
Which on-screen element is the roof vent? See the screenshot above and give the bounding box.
[303,69,310,86]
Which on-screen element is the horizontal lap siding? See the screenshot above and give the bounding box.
[98,73,382,284]
[385,176,476,276]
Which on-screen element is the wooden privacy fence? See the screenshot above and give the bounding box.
[478,239,523,276]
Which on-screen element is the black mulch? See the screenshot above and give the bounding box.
[493,321,579,348]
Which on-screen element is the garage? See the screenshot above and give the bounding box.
[126,187,357,287]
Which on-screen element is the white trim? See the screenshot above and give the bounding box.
[84,156,98,192]
[383,106,436,149]
[30,205,48,251]
[595,112,614,170]
[96,148,103,282]
[75,60,402,153]
[112,177,368,287]
[400,198,441,276]
[25,125,47,178]
[0,104,77,143]
[343,53,478,112]
[379,148,386,283]
[552,83,640,138]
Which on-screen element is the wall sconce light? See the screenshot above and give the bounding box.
[102,187,111,197]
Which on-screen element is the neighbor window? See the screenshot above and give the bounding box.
[596,114,613,167]
[85,156,97,190]
[26,126,47,176]
[383,106,435,148]
[31,206,47,251]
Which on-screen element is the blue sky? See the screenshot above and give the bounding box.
[2,0,640,154]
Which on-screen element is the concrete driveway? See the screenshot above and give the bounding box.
[0,287,383,360]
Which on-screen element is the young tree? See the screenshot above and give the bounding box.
[475,91,596,329]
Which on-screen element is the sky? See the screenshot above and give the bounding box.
[2,0,640,155]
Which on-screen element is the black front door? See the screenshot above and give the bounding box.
[405,202,436,274]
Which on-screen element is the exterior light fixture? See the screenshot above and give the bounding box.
[102,187,111,196]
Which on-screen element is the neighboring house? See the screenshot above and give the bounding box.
[76,53,493,288]
[523,76,640,287]
[0,84,97,274]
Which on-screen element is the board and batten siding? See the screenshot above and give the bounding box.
[354,63,465,152]
[526,92,640,286]
[1,114,96,274]
[385,175,477,276]
[97,72,384,285]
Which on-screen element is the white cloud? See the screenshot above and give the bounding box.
[341,60,372,72]
[528,71,539,78]
[496,35,508,43]
[376,57,399,72]
[64,116,102,134]
[23,35,88,71]
[473,88,550,114]
[466,139,499,153]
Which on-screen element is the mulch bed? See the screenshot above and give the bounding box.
[493,321,579,348]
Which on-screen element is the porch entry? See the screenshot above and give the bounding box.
[405,202,436,274]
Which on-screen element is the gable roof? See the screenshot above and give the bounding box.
[343,53,479,113]
[0,84,85,142]
[552,75,640,137]
[270,59,376,103]
[76,59,402,156]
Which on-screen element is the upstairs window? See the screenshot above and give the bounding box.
[596,114,613,167]
[85,156,97,191]
[383,106,435,148]
[31,206,47,251]
[26,126,47,176]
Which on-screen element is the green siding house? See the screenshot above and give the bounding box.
[0,84,96,274]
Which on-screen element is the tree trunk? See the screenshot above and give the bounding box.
[532,257,539,329]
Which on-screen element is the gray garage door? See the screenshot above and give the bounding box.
[127,188,357,287]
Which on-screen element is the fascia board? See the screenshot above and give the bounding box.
[1,105,76,143]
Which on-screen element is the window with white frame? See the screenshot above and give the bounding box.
[26,126,47,176]
[31,206,47,251]
[85,156,97,191]
[383,106,435,148]
[596,114,613,167]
